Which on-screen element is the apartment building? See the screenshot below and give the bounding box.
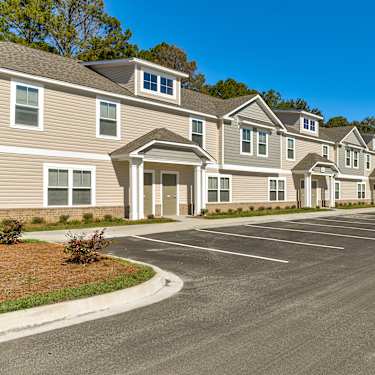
[0,42,374,222]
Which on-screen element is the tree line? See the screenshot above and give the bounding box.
[1,0,373,132]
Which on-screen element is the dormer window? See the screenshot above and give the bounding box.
[302,117,317,134]
[310,120,316,132]
[142,71,175,97]
[303,118,309,130]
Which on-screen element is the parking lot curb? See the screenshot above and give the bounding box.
[0,260,183,344]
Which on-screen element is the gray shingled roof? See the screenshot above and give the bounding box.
[110,128,196,157]
[0,42,259,118]
[319,126,356,143]
[0,42,131,96]
[292,153,339,172]
[361,133,374,147]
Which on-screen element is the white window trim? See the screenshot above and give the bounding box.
[353,150,359,169]
[206,173,232,203]
[300,117,318,135]
[189,116,206,148]
[43,163,96,208]
[345,149,352,168]
[240,127,253,155]
[366,154,371,170]
[257,130,268,158]
[10,79,44,131]
[286,137,295,161]
[268,177,287,202]
[140,67,177,100]
[160,171,180,216]
[322,144,329,159]
[334,181,341,200]
[96,97,121,140]
[357,182,366,200]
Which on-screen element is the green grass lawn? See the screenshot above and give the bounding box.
[24,217,175,232]
[204,207,326,219]
[336,204,375,209]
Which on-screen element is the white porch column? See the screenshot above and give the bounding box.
[129,158,139,220]
[304,173,312,208]
[194,165,202,215]
[201,165,207,210]
[330,175,336,208]
[138,160,144,219]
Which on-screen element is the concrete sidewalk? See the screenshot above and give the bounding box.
[22,207,375,242]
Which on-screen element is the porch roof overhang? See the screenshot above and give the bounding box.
[292,153,340,175]
[110,127,216,164]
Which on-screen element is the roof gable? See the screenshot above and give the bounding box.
[341,127,368,149]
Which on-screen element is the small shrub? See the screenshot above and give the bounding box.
[228,208,233,214]
[82,213,94,223]
[201,208,208,216]
[59,215,70,224]
[64,229,109,264]
[285,206,290,210]
[147,214,155,219]
[237,207,243,213]
[267,206,273,210]
[31,216,44,224]
[258,206,265,211]
[348,202,352,206]
[103,214,113,222]
[68,219,81,225]
[291,205,296,209]
[215,208,221,214]
[249,206,254,211]
[0,219,23,245]
[275,206,281,210]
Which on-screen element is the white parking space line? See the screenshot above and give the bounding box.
[308,218,375,232]
[315,218,375,226]
[131,235,289,264]
[287,221,375,238]
[196,228,344,250]
[245,223,373,242]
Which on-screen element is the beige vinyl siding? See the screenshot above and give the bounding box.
[143,147,202,164]
[337,179,370,201]
[338,146,364,176]
[343,131,363,147]
[0,153,127,208]
[236,101,274,124]
[0,75,219,161]
[90,65,135,93]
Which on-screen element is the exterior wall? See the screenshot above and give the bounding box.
[337,179,371,203]
[143,147,202,164]
[223,125,281,168]
[337,146,364,176]
[235,101,273,124]
[89,65,135,93]
[343,131,363,147]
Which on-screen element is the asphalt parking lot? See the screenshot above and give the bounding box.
[2,212,375,374]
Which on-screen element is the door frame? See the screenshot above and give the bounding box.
[311,178,319,207]
[160,171,180,216]
[144,169,155,216]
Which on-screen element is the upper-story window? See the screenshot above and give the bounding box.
[286,137,295,160]
[345,149,351,167]
[11,81,44,131]
[190,118,204,147]
[302,117,317,133]
[303,118,309,130]
[322,145,329,159]
[366,154,371,170]
[241,128,252,154]
[310,120,316,132]
[143,71,174,97]
[96,99,120,140]
[257,130,268,157]
[353,150,359,168]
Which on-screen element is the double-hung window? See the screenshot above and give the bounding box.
[366,154,371,170]
[322,145,329,159]
[207,175,231,203]
[310,120,316,132]
[191,118,204,147]
[160,77,173,95]
[257,130,268,157]
[45,165,95,207]
[353,150,359,168]
[345,149,351,167]
[97,99,120,139]
[286,138,295,160]
[303,118,309,130]
[335,182,340,200]
[241,128,252,154]
[11,81,43,130]
[269,178,286,201]
[357,183,366,199]
[143,72,158,91]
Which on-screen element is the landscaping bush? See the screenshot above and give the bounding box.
[215,208,221,214]
[249,206,254,211]
[258,206,265,211]
[237,207,243,213]
[68,219,81,225]
[0,219,23,244]
[31,217,44,224]
[228,208,233,214]
[275,206,281,210]
[59,215,70,224]
[291,205,296,209]
[103,214,113,222]
[147,214,155,219]
[82,213,94,223]
[64,229,109,264]
[201,208,208,216]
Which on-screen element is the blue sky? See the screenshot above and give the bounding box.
[106,0,375,121]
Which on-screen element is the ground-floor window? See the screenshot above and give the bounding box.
[44,164,95,207]
[207,174,231,203]
[269,178,286,201]
[335,182,340,200]
[357,182,366,199]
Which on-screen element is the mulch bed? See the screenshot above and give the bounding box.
[0,243,139,303]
